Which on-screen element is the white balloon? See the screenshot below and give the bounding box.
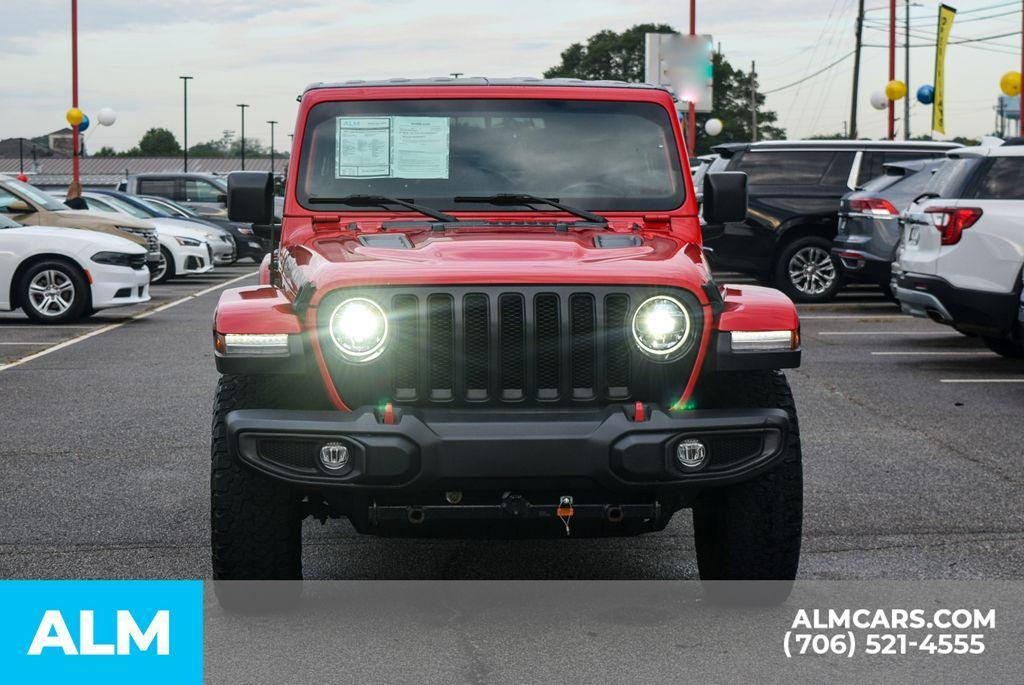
[704,118,724,136]
[869,91,888,111]
[97,107,117,126]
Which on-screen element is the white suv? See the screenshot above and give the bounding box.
[892,142,1024,357]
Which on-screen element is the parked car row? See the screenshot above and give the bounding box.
[703,139,960,302]
[0,173,267,323]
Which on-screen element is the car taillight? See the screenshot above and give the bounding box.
[850,197,898,216]
[923,207,983,245]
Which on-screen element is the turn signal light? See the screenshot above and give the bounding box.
[215,333,290,356]
[924,207,982,245]
[850,197,898,216]
[730,330,799,351]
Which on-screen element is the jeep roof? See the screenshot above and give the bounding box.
[303,76,672,94]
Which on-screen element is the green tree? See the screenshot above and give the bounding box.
[543,25,785,154]
[136,127,182,156]
[543,23,673,81]
[92,146,117,157]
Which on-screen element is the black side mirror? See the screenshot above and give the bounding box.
[702,171,748,225]
[227,171,273,224]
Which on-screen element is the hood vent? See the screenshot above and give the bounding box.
[593,234,642,249]
[358,234,413,249]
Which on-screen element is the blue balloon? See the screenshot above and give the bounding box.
[78,114,90,132]
[916,85,935,105]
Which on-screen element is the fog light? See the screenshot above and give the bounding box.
[319,442,350,470]
[675,439,707,471]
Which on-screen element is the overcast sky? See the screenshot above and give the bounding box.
[3,0,1021,152]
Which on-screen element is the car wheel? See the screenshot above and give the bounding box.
[17,260,89,324]
[151,246,175,284]
[982,336,1024,358]
[775,236,842,303]
[691,370,802,594]
[211,375,304,590]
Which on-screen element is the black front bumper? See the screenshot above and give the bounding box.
[226,404,791,495]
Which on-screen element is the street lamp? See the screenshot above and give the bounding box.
[267,120,278,180]
[180,76,193,172]
[236,103,249,170]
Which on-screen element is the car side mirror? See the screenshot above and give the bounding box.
[227,171,274,224]
[6,200,34,213]
[702,171,747,225]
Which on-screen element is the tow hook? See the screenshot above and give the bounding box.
[557,495,574,536]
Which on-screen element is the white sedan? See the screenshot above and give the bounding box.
[0,214,150,323]
[77,192,218,283]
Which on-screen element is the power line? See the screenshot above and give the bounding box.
[763,50,857,94]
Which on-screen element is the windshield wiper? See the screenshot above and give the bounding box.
[308,194,459,223]
[453,193,607,225]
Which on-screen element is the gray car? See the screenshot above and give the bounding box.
[117,172,283,221]
[832,158,942,289]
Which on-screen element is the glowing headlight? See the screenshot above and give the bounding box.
[631,295,691,358]
[329,297,388,362]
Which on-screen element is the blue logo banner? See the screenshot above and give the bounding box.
[0,580,202,684]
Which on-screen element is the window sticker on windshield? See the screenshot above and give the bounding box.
[336,118,392,178]
[335,116,450,179]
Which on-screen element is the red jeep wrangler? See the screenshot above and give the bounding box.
[212,78,802,582]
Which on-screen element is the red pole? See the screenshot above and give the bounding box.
[888,0,895,140]
[71,0,80,185]
[688,0,697,153]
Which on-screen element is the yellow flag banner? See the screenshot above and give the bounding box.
[932,4,957,134]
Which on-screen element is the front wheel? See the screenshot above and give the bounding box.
[211,375,303,583]
[18,260,90,324]
[775,236,842,303]
[150,246,175,284]
[691,370,803,584]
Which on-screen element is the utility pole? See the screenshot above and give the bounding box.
[70,0,80,186]
[180,76,193,171]
[888,0,896,140]
[687,0,697,153]
[267,120,278,180]
[236,104,249,170]
[903,0,910,139]
[750,61,758,142]
[850,0,864,139]
[18,138,24,174]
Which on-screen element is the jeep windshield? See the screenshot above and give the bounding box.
[296,99,686,213]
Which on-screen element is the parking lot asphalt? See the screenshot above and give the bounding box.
[0,269,1021,580]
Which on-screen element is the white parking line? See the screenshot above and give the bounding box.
[801,314,909,320]
[818,331,951,336]
[0,271,258,373]
[940,378,1024,383]
[872,351,995,356]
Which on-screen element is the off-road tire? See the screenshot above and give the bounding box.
[691,370,803,586]
[982,336,1024,359]
[775,236,842,303]
[211,375,304,583]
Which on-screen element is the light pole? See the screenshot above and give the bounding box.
[687,0,697,153]
[236,103,249,170]
[70,0,80,186]
[180,76,193,171]
[267,120,278,179]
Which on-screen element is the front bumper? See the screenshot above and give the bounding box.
[211,238,236,265]
[88,265,151,309]
[892,272,1020,335]
[226,404,791,495]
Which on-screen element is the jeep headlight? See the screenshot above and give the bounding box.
[631,295,691,359]
[329,297,388,362]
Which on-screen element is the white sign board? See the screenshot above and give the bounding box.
[335,116,450,179]
[644,33,714,113]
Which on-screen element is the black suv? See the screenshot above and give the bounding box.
[703,140,959,302]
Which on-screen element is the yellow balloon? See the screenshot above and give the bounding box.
[1000,71,1021,97]
[885,80,907,101]
[66,107,84,127]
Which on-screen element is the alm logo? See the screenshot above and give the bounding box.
[27,609,170,656]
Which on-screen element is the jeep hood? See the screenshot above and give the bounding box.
[292,230,712,297]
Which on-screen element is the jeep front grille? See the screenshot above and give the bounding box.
[317,286,702,408]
